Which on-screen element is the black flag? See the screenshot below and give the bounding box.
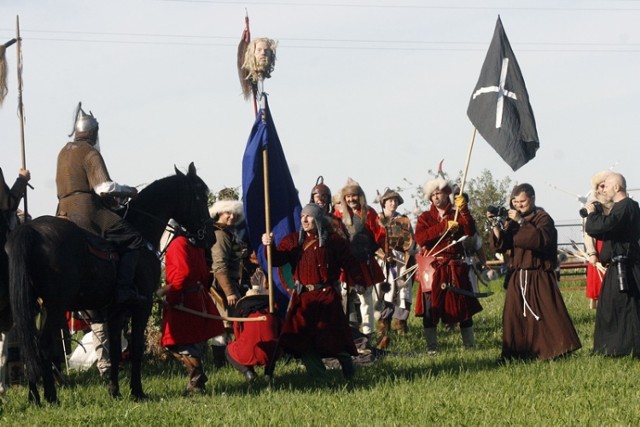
[467,17,539,171]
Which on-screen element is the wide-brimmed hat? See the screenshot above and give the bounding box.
[379,188,404,208]
[233,287,269,317]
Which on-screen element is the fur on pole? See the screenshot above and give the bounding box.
[0,44,8,107]
[237,14,253,100]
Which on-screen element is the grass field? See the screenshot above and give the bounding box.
[2,278,640,426]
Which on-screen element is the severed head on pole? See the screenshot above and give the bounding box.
[239,37,278,98]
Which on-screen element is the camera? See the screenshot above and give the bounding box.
[485,205,509,231]
[579,201,602,218]
[487,205,508,218]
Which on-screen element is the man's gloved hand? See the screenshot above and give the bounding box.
[447,220,459,233]
[454,194,467,209]
[354,284,366,295]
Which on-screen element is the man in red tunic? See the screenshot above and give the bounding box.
[160,224,224,393]
[225,288,280,383]
[262,203,365,379]
[414,178,482,354]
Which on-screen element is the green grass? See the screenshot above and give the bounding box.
[3,280,640,426]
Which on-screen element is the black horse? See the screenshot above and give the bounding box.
[5,163,211,404]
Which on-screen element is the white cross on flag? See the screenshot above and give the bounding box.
[467,17,539,171]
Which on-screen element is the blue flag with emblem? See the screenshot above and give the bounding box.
[241,94,301,316]
[467,16,539,171]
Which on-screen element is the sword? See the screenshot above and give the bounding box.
[440,283,493,298]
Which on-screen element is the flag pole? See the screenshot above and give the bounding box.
[16,15,28,219]
[454,127,477,221]
[259,95,275,313]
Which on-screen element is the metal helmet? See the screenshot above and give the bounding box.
[310,176,331,203]
[69,102,99,138]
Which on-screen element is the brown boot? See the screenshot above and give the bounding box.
[171,352,207,394]
[184,357,207,394]
[376,318,392,338]
[398,320,408,335]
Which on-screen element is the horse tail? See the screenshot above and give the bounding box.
[7,223,42,380]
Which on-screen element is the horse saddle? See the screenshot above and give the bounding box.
[81,229,119,262]
[57,214,119,261]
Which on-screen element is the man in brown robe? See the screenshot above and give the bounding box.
[491,183,581,360]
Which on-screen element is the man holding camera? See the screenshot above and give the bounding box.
[585,172,640,356]
[490,183,581,361]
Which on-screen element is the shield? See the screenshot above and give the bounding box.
[415,252,436,292]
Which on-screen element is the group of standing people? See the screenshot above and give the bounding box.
[2,103,640,393]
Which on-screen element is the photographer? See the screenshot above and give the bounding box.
[490,183,581,361]
[581,171,614,309]
[585,172,640,356]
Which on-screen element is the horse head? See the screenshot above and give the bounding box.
[171,162,213,242]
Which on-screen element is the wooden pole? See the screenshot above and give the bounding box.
[454,127,477,221]
[16,15,28,218]
[258,94,275,313]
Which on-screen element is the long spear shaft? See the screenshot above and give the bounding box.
[454,127,477,222]
[16,15,28,218]
[257,95,275,313]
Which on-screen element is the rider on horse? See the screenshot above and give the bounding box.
[55,102,146,305]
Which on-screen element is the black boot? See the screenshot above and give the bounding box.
[116,250,147,305]
[211,345,227,369]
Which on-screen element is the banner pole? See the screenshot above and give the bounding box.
[454,127,477,221]
[259,95,274,313]
[16,15,28,219]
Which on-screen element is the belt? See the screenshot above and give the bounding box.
[183,282,204,294]
[298,281,338,292]
[302,283,329,292]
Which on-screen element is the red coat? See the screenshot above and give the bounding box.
[227,310,280,367]
[161,236,224,347]
[269,232,361,357]
[414,203,482,323]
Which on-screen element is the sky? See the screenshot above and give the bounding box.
[1,0,639,227]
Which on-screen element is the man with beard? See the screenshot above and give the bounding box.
[415,178,481,354]
[334,178,386,338]
[585,173,640,356]
[241,38,277,84]
[262,204,364,379]
[491,183,581,360]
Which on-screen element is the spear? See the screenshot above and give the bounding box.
[16,15,28,219]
